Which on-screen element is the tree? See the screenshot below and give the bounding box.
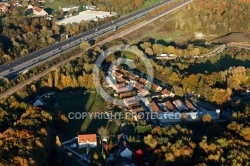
[201,113,212,123]
[93,152,99,160]
[80,41,91,51]
[97,126,109,139]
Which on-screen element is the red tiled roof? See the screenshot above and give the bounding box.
[150,102,160,112]
[78,134,97,143]
[138,88,149,96]
[120,68,128,73]
[162,89,171,95]
[120,92,132,98]
[134,82,143,89]
[33,6,42,12]
[185,99,196,110]
[165,100,175,111]
[114,71,123,78]
[152,83,161,90]
[139,77,147,83]
[118,77,126,83]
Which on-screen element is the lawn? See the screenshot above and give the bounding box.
[56,90,89,140]
[44,0,74,10]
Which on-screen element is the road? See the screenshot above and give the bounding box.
[0,0,194,99]
[0,0,188,78]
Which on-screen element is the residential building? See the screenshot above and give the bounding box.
[113,71,123,78]
[78,134,97,148]
[139,77,148,84]
[120,141,132,158]
[185,99,196,110]
[165,100,176,112]
[120,68,128,74]
[120,92,133,98]
[149,101,160,112]
[173,100,188,111]
[162,89,175,97]
[33,96,44,107]
[0,4,8,13]
[138,88,150,97]
[33,6,48,16]
[152,83,162,92]
[134,82,143,89]
[124,97,138,106]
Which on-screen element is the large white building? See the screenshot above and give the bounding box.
[57,10,116,25]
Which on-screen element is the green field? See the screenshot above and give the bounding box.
[56,90,89,140]
[44,0,74,10]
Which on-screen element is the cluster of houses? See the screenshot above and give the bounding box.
[0,1,48,16]
[102,64,221,123]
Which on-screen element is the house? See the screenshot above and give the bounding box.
[0,4,8,13]
[165,100,175,111]
[120,141,132,158]
[118,77,126,83]
[33,96,44,107]
[138,88,150,97]
[185,99,196,110]
[131,107,144,113]
[33,6,48,16]
[120,68,128,74]
[134,82,143,89]
[173,100,188,111]
[78,134,97,148]
[162,89,175,97]
[120,92,133,98]
[149,101,160,112]
[139,77,148,84]
[152,83,162,92]
[113,71,123,78]
[124,97,138,106]
[113,83,131,93]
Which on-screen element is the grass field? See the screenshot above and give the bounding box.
[44,0,74,10]
[56,90,89,140]
[124,10,193,44]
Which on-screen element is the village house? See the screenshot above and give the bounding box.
[124,97,138,106]
[173,99,188,112]
[149,101,160,112]
[119,141,133,158]
[113,71,123,79]
[139,77,148,84]
[33,96,44,107]
[78,134,97,148]
[134,82,143,89]
[162,88,175,97]
[185,99,196,110]
[33,6,48,16]
[0,4,8,13]
[138,88,150,97]
[120,68,128,74]
[119,92,133,98]
[165,100,176,112]
[152,83,162,92]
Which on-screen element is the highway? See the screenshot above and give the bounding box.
[0,0,179,78]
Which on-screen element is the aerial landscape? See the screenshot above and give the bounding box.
[0,0,250,165]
